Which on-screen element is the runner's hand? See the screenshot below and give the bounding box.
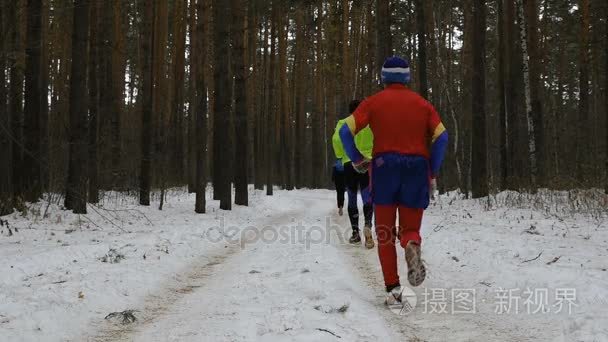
[430,178,438,201]
[353,158,371,174]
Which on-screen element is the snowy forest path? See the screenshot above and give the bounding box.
[88,199,315,341]
[87,192,399,341]
[86,190,555,342]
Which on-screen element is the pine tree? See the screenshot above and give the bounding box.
[65,0,91,214]
[213,0,233,209]
[23,0,43,201]
[525,0,545,186]
[471,0,488,198]
[311,2,324,189]
[605,2,608,194]
[195,0,209,214]
[414,0,428,98]
[139,0,154,206]
[376,0,392,79]
[170,0,187,183]
[232,0,249,206]
[0,3,12,215]
[88,0,100,204]
[9,0,24,203]
[497,0,508,189]
[577,0,590,181]
[516,0,538,188]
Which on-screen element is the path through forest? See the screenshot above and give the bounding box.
[89,191,607,342]
[1,189,606,341]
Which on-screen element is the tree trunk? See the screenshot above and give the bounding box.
[497,0,508,189]
[171,0,187,184]
[524,0,545,186]
[0,4,12,215]
[365,1,376,92]
[23,0,43,202]
[516,0,537,188]
[605,2,608,194]
[154,0,169,209]
[39,2,49,194]
[460,0,474,196]
[577,0,590,182]
[213,0,233,209]
[139,0,154,206]
[9,0,24,203]
[111,1,125,189]
[294,5,307,189]
[471,0,488,198]
[376,0,392,81]
[415,0,428,99]
[505,0,520,189]
[342,0,351,105]
[232,0,249,205]
[65,0,90,214]
[311,3,324,189]
[88,0,100,203]
[99,1,116,189]
[195,0,209,214]
[262,15,271,194]
[187,0,198,193]
[278,4,291,190]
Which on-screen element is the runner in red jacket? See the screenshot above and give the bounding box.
[339,56,448,303]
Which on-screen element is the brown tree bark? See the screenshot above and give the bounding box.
[0,3,12,215]
[342,0,351,104]
[154,0,169,209]
[577,0,590,181]
[65,0,91,214]
[195,0,209,213]
[376,0,392,81]
[415,0,428,99]
[9,0,24,202]
[99,1,114,188]
[139,0,154,206]
[365,1,376,92]
[516,0,538,188]
[279,4,292,190]
[23,0,43,201]
[88,0,100,203]
[232,0,249,205]
[498,0,508,189]
[471,0,488,198]
[505,0,522,189]
[294,5,307,188]
[187,0,198,193]
[111,1,124,187]
[311,2,324,189]
[262,14,271,194]
[213,0,233,209]
[524,0,545,186]
[605,2,608,194]
[171,0,187,184]
[39,1,49,193]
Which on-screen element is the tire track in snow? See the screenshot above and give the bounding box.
[88,205,311,342]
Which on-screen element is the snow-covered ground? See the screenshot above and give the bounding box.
[1,188,607,342]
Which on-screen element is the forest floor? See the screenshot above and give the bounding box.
[1,188,607,342]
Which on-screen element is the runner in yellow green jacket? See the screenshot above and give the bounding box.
[332,100,375,248]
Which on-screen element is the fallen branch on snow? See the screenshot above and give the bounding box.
[316,328,341,339]
[546,256,561,265]
[521,251,543,264]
